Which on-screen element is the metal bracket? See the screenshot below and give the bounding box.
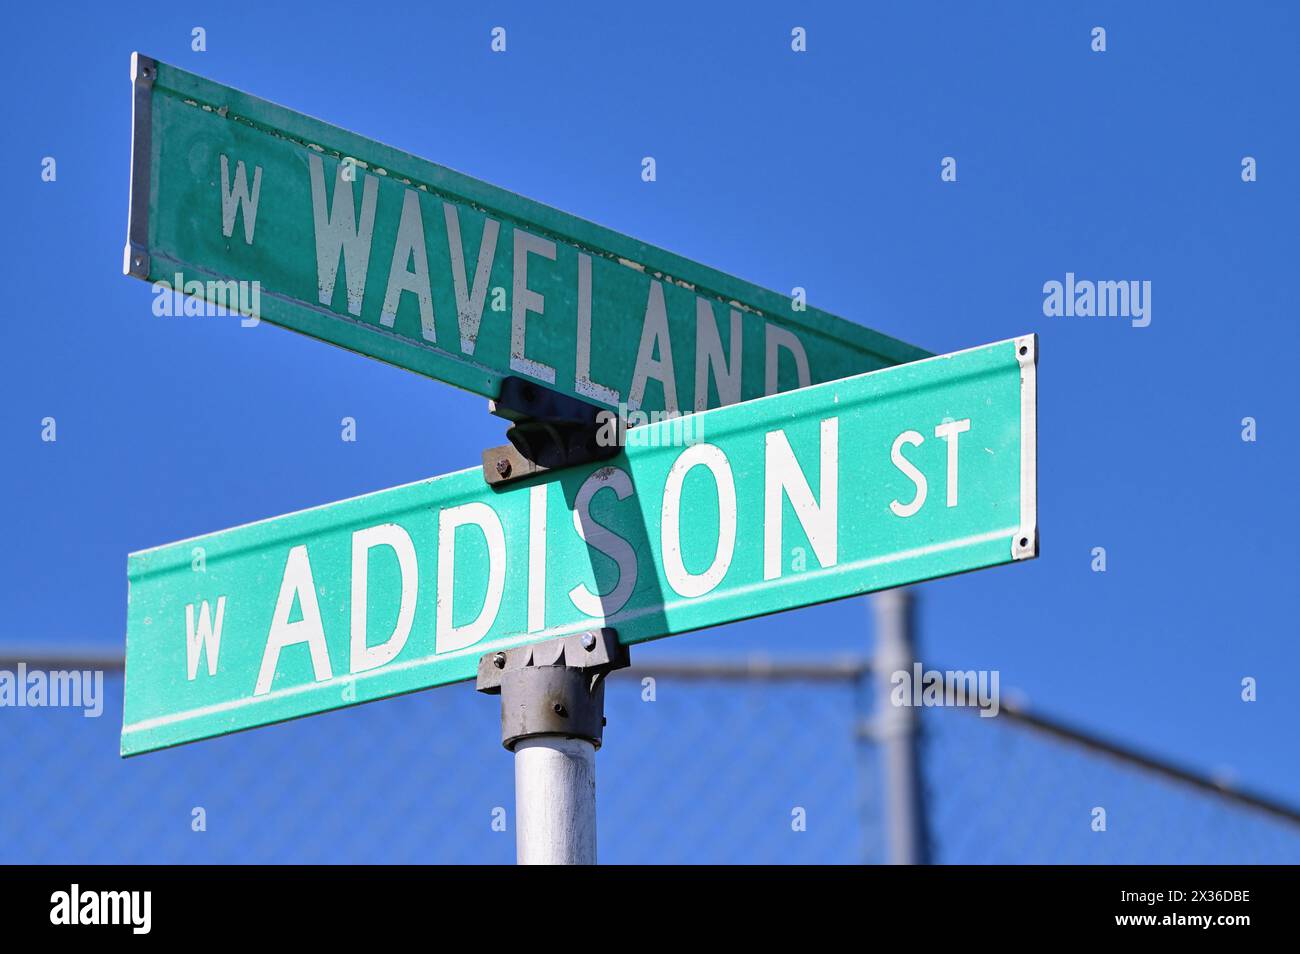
[1012,334,1038,561]
[123,53,156,281]
[476,629,629,750]
[481,377,620,487]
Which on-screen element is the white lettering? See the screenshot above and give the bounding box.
[309,153,378,316]
[889,430,927,517]
[569,468,638,617]
[380,188,436,341]
[185,597,226,680]
[349,524,418,673]
[436,503,506,654]
[256,546,333,696]
[763,419,838,579]
[511,229,558,382]
[662,444,737,597]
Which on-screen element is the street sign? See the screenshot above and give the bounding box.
[124,53,928,414]
[122,336,1036,755]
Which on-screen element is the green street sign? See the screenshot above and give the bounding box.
[122,337,1037,755]
[124,53,928,414]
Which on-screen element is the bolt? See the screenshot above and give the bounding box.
[495,458,512,478]
[553,702,568,718]
[492,652,506,669]
[581,632,597,652]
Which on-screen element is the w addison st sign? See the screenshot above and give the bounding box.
[121,339,1036,754]
[124,54,928,414]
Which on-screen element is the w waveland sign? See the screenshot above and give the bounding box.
[124,54,928,414]
[121,338,1037,755]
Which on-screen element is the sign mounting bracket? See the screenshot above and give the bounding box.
[481,377,621,487]
[475,628,628,864]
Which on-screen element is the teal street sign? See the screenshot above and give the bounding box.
[123,53,929,415]
[122,336,1037,755]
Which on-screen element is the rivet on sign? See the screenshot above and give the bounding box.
[581,632,597,652]
[553,703,567,717]
[495,458,511,478]
[492,652,507,669]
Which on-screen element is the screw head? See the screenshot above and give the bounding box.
[492,652,507,669]
[495,458,512,478]
[553,702,568,717]
[581,632,597,652]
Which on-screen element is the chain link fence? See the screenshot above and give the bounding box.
[1,652,1297,864]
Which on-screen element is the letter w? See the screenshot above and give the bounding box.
[186,597,226,680]
[309,153,379,316]
[219,155,262,245]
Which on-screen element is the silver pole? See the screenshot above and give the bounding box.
[476,629,627,866]
[514,737,597,864]
[871,587,929,864]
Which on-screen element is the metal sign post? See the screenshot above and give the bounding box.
[475,629,628,864]
[871,588,929,865]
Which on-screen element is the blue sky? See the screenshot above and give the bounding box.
[2,0,1297,818]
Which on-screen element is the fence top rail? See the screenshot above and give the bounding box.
[618,657,868,683]
[987,695,1300,828]
[0,649,125,671]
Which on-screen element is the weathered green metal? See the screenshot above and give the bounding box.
[124,53,929,413]
[122,337,1037,755]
